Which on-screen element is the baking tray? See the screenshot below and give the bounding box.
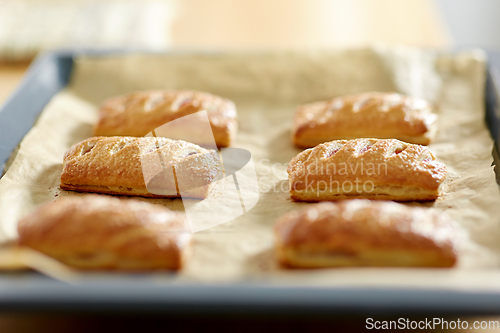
[0,50,500,317]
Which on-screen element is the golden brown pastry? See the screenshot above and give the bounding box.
[292,92,437,148]
[275,200,459,268]
[288,138,446,202]
[60,136,222,199]
[18,195,191,270]
[94,90,238,147]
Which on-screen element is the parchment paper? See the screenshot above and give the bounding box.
[2,46,500,290]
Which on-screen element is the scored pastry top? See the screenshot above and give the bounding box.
[63,136,212,170]
[287,138,446,191]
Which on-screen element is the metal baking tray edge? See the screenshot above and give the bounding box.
[0,50,499,317]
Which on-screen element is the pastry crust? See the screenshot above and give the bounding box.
[275,200,459,268]
[292,92,437,148]
[94,90,238,147]
[17,195,191,270]
[288,138,446,202]
[60,137,222,199]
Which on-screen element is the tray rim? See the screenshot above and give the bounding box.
[1,49,500,316]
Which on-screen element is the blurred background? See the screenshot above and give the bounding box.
[1,0,499,331]
[2,0,500,103]
[1,0,500,103]
[1,0,499,58]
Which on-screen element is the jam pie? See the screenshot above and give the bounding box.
[18,195,191,270]
[60,136,222,199]
[287,138,446,201]
[94,90,238,147]
[292,92,437,148]
[275,200,459,268]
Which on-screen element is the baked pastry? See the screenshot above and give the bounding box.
[17,195,191,270]
[288,138,446,201]
[60,136,222,199]
[275,200,459,268]
[94,90,238,147]
[292,92,437,148]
